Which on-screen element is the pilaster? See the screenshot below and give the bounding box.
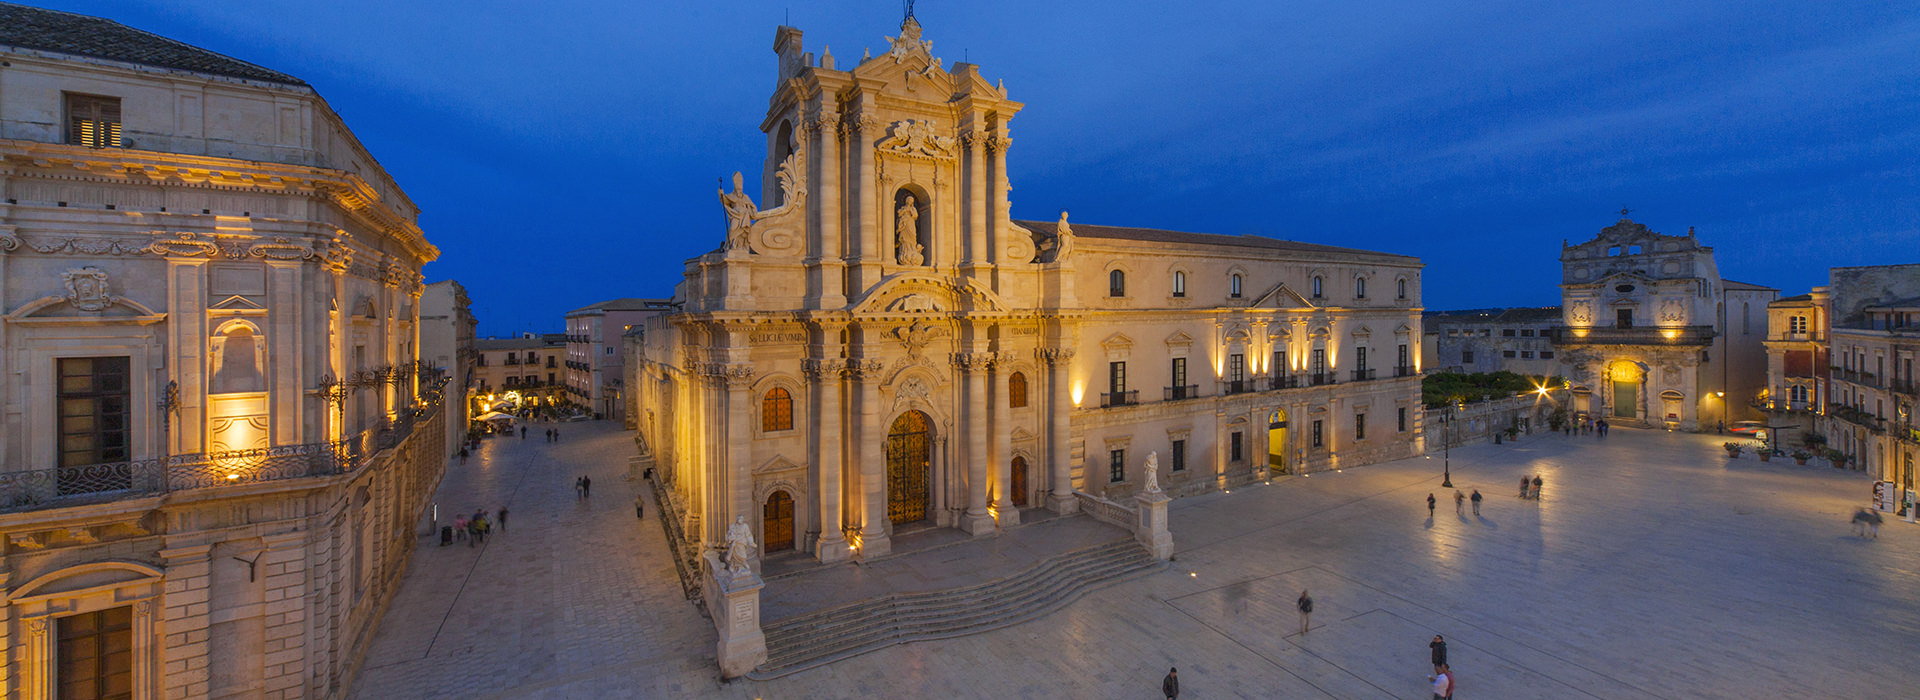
[806,354,852,562]
[159,542,217,700]
[958,351,995,535]
[1044,347,1078,513]
[992,350,1018,526]
[851,358,890,556]
[167,257,211,453]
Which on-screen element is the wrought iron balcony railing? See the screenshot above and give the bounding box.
[1550,325,1714,346]
[1350,368,1377,382]
[1269,374,1300,390]
[1394,365,1417,378]
[1164,385,1200,401]
[1100,390,1138,408]
[1222,379,1253,395]
[1310,372,1337,386]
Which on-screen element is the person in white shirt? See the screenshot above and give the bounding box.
[1428,663,1453,699]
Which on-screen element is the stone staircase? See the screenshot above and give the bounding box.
[746,539,1163,680]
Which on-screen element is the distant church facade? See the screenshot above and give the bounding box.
[629,18,1426,566]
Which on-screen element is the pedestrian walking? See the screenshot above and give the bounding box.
[1520,475,1531,499]
[1453,490,1465,515]
[1297,590,1313,635]
[575,476,585,500]
[1162,667,1179,699]
[467,516,481,547]
[1598,419,1609,436]
[1868,509,1882,539]
[635,496,645,520]
[1429,635,1448,674]
[1469,489,1482,515]
[1531,475,1543,499]
[582,475,593,499]
[1428,664,1454,699]
[520,425,526,440]
[498,506,509,533]
[1427,493,1436,517]
[454,515,469,541]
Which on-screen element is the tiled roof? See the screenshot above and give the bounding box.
[0,3,305,86]
[1772,293,1813,303]
[1722,279,1777,291]
[1011,220,1418,261]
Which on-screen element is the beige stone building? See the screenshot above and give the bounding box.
[628,17,1424,571]
[0,5,443,697]
[564,298,669,421]
[1422,307,1562,376]
[473,335,565,409]
[1551,217,1774,430]
[421,280,476,454]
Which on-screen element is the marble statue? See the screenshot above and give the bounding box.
[724,515,757,574]
[896,195,925,265]
[718,172,757,252]
[1143,450,1161,493]
[1052,209,1074,261]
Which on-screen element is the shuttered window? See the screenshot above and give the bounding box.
[66,94,123,148]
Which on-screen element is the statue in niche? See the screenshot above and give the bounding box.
[1143,450,1161,493]
[724,515,757,575]
[717,171,757,252]
[896,194,924,265]
[211,326,265,394]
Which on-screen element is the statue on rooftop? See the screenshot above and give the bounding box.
[718,171,757,252]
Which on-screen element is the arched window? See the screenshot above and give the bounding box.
[1397,278,1407,299]
[1172,271,1187,298]
[1009,372,1028,408]
[1109,269,1126,297]
[1311,276,1323,298]
[1355,277,1366,299]
[1229,274,1243,298]
[762,387,792,431]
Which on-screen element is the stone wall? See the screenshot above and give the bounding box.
[1424,391,1566,452]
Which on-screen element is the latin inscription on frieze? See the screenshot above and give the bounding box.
[749,330,807,344]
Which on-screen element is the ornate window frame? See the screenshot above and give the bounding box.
[9,561,165,700]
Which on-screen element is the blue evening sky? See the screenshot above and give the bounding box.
[31,1,1920,335]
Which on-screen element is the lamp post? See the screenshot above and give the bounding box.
[1442,400,1459,488]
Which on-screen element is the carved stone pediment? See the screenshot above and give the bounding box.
[877,119,956,161]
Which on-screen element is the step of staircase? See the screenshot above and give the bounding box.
[746,538,1164,680]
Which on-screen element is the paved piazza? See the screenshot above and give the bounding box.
[351,421,1919,699]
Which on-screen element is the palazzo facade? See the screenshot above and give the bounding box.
[630,18,1424,567]
[0,7,443,698]
[1552,217,1774,430]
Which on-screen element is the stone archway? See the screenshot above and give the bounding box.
[885,410,933,524]
[1267,409,1290,474]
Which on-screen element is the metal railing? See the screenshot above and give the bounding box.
[1310,372,1337,386]
[1,387,443,514]
[1164,385,1200,401]
[1222,379,1253,395]
[1394,365,1417,378]
[1550,325,1715,346]
[1350,368,1376,382]
[1100,390,1138,408]
[1892,379,1917,396]
[1269,374,1300,390]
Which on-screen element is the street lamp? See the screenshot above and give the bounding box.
[1442,399,1460,488]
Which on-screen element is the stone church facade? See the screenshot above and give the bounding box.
[630,18,1425,567]
[0,6,443,698]
[1552,217,1774,430]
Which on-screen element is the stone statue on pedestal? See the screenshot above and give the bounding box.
[1144,450,1161,493]
[718,172,757,252]
[896,195,924,265]
[1051,210,1075,261]
[724,515,757,575]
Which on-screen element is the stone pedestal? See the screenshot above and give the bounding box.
[816,536,854,563]
[703,552,768,678]
[1133,490,1174,561]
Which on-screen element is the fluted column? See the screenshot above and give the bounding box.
[808,357,851,562]
[989,123,1011,263]
[852,108,881,292]
[722,364,754,550]
[963,118,988,271]
[1045,348,1078,513]
[960,352,995,535]
[852,358,891,557]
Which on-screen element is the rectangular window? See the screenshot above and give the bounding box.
[1171,357,1187,388]
[1503,350,1517,358]
[1171,440,1186,472]
[1109,361,1127,394]
[65,93,123,148]
[1617,308,1634,328]
[1462,350,1475,363]
[1520,329,1535,337]
[606,346,614,355]
[1312,348,1326,374]
[1398,344,1408,369]
[1502,329,1516,337]
[1272,349,1287,376]
[1540,351,1555,359]
[1398,406,1407,432]
[57,606,134,700]
[1355,346,1368,370]
[1109,449,1126,483]
[1312,419,1324,447]
[1521,351,1534,359]
[1230,431,1244,462]
[58,357,131,468]
[1229,353,1245,383]
[1354,413,1366,440]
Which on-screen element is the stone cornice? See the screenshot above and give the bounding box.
[0,139,437,264]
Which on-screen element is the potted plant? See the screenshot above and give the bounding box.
[1824,448,1848,468]
[1758,445,1773,462]
[1791,450,1811,465]
[1723,442,1743,458]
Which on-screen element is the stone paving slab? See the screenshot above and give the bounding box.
[352,422,1920,699]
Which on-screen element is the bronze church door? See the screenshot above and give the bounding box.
[885,411,932,524]
[763,491,794,552]
[1010,456,1028,507]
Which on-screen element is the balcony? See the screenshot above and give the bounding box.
[1394,365,1418,378]
[1164,385,1200,401]
[1550,325,1714,346]
[1309,372,1337,386]
[1777,331,1821,342]
[1268,374,1300,390]
[1753,398,1816,414]
[1892,379,1918,397]
[0,399,443,514]
[1829,405,1886,433]
[1100,390,1138,408]
[1350,368,1377,382]
[1222,379,1254,395]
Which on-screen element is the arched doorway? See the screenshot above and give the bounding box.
[1010,456,1028,507]
[763,490,794,553]
[885,410,932,524]
[1267,410,1289,474]
[1608,361,1643,420]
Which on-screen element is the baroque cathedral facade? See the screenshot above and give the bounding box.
[630,17,1426,566]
